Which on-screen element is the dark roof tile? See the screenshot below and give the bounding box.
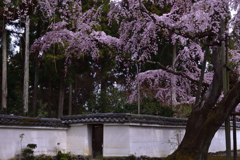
[61,113,188,126]
[0,114,68,127]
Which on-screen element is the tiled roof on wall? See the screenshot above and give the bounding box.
[61,113,188,126]
[1,113,240,128]
[0,114,67,127]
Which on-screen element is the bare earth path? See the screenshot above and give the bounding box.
[208,151,240,160]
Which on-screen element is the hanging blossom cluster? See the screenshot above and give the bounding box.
[106,0,239,104]
[31,0,240,105]
[4,0,240,105]
[128,69,197,105]
[2,0,98,56]
[107,0,161,60]
[30,0,103,60]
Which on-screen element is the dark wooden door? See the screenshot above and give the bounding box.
[92,124,103,158]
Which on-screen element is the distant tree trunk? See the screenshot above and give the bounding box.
[101,80,106,113]
[221,17,231,159]
[195,38,209,105]
[32,57,39,116]
[100,63,107,113]
[48,78,52,118]
[1,24,7,110]
[23,15,30,114]
[74,76,78,114]
[68,83,72,115]
[171,43,176,109]
[32,18,42,117]
[136,63,140,114]
[58,77,65,118]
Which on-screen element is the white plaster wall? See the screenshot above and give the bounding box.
[66,124,91,156]
[103,123,240,158]
[129,124,185,157]
[103,124,130,157]
[0,126,67,160]
[209,128,227,152]
[209,127,240,152]
[1,123,240,159]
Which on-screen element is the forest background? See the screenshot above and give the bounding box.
[0,0,177,118]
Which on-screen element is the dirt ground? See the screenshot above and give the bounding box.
[208,156,240,160]
[208,151,240,160]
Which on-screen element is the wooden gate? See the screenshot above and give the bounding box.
[92,124,103,158]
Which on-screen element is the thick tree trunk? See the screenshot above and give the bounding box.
[166,81,240,160]
[166,44,240,159]
[23,15,30,114]
[1,24,7,110]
